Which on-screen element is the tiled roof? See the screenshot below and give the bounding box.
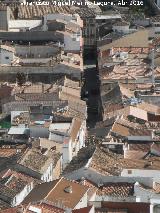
[23,177,89,209]
[98,30,149,51]
[10,5,73,19]
[18,148,55,174]
[97,183,134,197]
[0,148,17,158]
[0,85,12,100]
[136,102,160,114]
[73,206,93,213]
[129,143,151,152]
[82,179,134,198]
[96,202,149,213]
[96,208,128,213]
[150,15,160,22]
[0,202,65,213]
[65,22,80,33]
[3,100,67,113]
[15,92,59,101]
[63,77,80,88]
[70,118,82,142]
[124,150,148,160]
[0,199,10,211]
[28,203,65,213]
[100,61,148,80]
[89,147,160,176]
[75,8,95,18]
[113,21,129,26]
[111,118,149,138]
[63,145,95,174]
[0,183,16,200]
[151,143,160,155]
[112,47,150,54]
[0,169,35,201]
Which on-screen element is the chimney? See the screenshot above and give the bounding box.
[64,186,72,193]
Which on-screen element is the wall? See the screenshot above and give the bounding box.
[11,111,28,123]
[15,45,59,58]
[0,8,9,31]
[62,139,72,169]
[8,20,42,32]
[157,0,160,7]
[132,18,150,27]
[153,22,160,36]
[43,13,73,31]
[154,205,160,213]
[0,49,15,65]
[49,132,67,142]
[79,127,85,149]
[30,126,49,138]
[64,33,81,52]
[139,95,160,106]
[41,163,53,182]
[53,157,62,179]
[95,195,135,203]
[64,167,154,188]
[15,164,41,180]
[0,64,81,79]
[0,31,64,42]
[112,25,130,34]
[83,17,97,48]
[134,183,160,203]
[121,169,160,178]
[74,192,88,209]
[127,136,152,141]
[12,182,33,206]
[101,202,150,213]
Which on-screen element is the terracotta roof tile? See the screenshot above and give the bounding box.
[97,183,134,197]
[89,147,160,176]
[23,178,89,209]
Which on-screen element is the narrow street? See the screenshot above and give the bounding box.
[82,59,101,128]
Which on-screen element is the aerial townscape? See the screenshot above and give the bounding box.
[1,0,160,213]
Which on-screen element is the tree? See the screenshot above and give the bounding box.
[16,72,26,86]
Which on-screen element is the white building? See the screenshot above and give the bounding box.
[0,170,35,207]
[16,148,61,182]
[23,177,89,210]
[42,13,83,53]
[0,45,17,65]
[156,0,160,7]
[49,118,86,169]
[8,20,42,32]
[112,21,130,34]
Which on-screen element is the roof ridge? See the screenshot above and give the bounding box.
[45,177,63,200]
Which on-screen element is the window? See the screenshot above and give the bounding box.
[128,170,132,174]
[5,56,9,59]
